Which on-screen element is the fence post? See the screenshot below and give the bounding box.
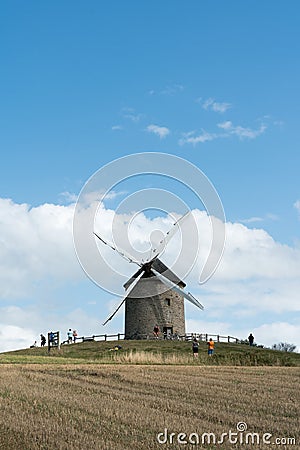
[205,334,208,341]
[105,334,107,341]
[217,335,220,342]
[118,333,120,340]
[228,336,230,343]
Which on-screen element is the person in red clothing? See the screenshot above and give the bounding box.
[73,330,78,343]
[153,324,160,339]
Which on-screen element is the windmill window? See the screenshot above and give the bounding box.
[165,298,171,306]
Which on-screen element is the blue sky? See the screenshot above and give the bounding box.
[0,1,299,351]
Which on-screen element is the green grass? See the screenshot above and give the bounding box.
[1,339,299,366]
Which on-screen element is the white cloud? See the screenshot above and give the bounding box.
[266,213,279,221]
[218,120,266,139]
[185,319,300,351]
[215,221,300,282]
[111,125,123,131]
[160,84,184,95]
[59,191,78,204]
[186,319,231,336]
[0,324,36,353]
[0,198,81,299]
[202,97,232,113]
[147,84,184,96]
[239,216,264,224]
[179,119,266,146]
[239,214,279,224]
[73,189,126,207]
[252,322,300,351]
[218,120,232,130]
[179,130,216,146]
[146,124,170,139]
[121,107,143,123]
[0,304,102,352]
[1,198,299,304]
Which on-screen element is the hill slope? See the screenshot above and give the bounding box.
[1,339,299,366]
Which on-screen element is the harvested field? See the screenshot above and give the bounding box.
[0,364,299,449]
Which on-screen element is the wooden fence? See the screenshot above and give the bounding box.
[63,332,241,344]
[185,333,240,344]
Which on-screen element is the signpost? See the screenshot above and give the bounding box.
[48,331,60,352]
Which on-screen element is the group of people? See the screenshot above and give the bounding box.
[192,338,214,357]
[67,329,78,344]
[153,324,216,357]
[43,329,78,346]
[30,334,46,348]
[154,324,214,357]
[192,333,255,357]
[30,329,79,348]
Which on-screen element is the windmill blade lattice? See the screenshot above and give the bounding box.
[152,267,204,310]
[102,269,145,325]
[94,232,141,266]
[147,211,191,262]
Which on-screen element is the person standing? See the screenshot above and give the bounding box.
[248,333,254,346]
[207,338,214,356]
[49,331,54,346]
[192,338,199,358]
[72,330,78,343]
[153,324,160,339]
[67,329,73,344]
[40,334,46,347]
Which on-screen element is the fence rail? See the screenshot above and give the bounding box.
[62,333,241,345]
[184,333,240,344]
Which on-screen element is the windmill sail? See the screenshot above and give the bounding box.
[152,267,204,310]
[148,211,191,261]
[102,270,144,325]
[151,258,186,288]
[94,232,141,266]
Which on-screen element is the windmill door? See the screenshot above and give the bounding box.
[163,327,173,338]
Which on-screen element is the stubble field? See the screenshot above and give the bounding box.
[0,364,299,450]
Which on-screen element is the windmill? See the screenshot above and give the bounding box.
[94,213,204,339]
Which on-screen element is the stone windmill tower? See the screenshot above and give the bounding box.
[123,259,187,338]
[94,216,204,339]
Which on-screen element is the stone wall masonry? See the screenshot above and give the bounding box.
[124,276,185,338]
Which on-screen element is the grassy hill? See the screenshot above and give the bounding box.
[1,339,299,366]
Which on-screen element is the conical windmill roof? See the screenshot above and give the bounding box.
[123,258,186,291]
